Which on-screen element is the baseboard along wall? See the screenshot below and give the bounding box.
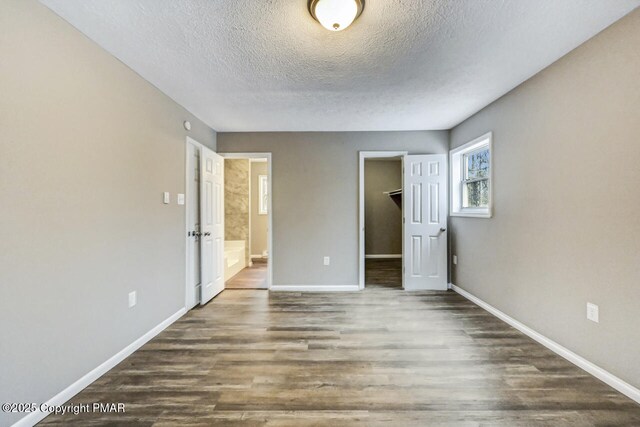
[364,254,402,259]
[270,285,360,292]
[12,308,186,427]
[450,284,640,405]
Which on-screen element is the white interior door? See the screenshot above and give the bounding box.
[403,154,448,290]
[200,147,225,305]
[186,142,201,309]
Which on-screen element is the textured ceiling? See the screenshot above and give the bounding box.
[41,0,639,132]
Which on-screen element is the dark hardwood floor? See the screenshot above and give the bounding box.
[365,258,402,288]
[225,258,268,289]
[39,261,640,426]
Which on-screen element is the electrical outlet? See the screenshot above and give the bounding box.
[323,256,330,266]
[163,192,170,204]
[587,302,599,323]
[129,291,137,308]
[177,193,185,205]
[453,255,458,265]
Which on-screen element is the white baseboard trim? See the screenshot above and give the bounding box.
[450,284,640,405]
[365,254,402,259]
[12,308,187,427]
[404,285,448,291]
[270,285,360,292]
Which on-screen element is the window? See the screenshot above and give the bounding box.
[450,132,492,218]
[258,175,268,215]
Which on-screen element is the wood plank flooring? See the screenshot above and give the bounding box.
[225,259,268,289]
[39,261,640,426]
[365,258,402,288]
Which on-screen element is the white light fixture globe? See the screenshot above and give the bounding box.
[309,0,365,32]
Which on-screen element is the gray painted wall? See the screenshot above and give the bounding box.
[251,162,269,257]
[218,131,448,287]
[449,9,640,388]
[365,160,402,255]
[0,1,216,425]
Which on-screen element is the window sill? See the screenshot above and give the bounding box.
[450,210,492,219]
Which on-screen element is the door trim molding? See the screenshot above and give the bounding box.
[358,151,408,290]
[219,153,273,290]
[12,308,186,427]
[451,283,640,405]
[271,285,360,292]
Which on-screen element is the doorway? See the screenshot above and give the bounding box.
[363,157,404,289]
[358,151,407,289]
[358,151,449,291]
[220,153,272,290]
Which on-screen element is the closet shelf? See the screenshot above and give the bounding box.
[383,189,402,197]
[384,189,402,208]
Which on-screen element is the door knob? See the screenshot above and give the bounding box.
[430,228,447,238]
[203,232,211,237]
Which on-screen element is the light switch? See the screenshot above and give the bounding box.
[324,256,330,266]
[163,192,170,204]
[587,302,599,323]
[177,193,185,205]
[128,291,137,308]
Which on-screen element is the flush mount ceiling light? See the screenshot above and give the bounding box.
[308,0,365,32]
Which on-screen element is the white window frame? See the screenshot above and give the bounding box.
[450,132,493,218]
[258,174,268,215]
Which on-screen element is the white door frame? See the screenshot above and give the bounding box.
[220,152,273,289]
[358,151,408,290]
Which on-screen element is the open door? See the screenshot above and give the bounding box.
[200,146,225,305]
[403,154,448,290]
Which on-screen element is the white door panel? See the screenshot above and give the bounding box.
[403,154,448,290]
[200,147,224,305]
[186,143,201,309]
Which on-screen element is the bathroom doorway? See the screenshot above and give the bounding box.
[220,153,272,289]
